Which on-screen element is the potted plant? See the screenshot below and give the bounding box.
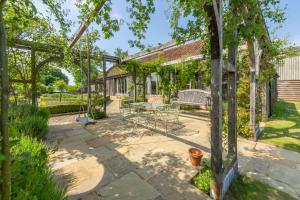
[189,148,203,166]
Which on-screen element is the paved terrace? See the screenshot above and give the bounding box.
[47,111,300,200]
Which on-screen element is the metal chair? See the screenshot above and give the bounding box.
[154,103,180,133]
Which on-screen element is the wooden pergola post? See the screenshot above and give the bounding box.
[247,39,262,140]
[205,1,223,199]
[31,49,37,106]
[205,1,238,199]
[103,59,107,114]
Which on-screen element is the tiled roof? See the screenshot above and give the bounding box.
[97,40,203,80]
[96,66,128,81]
[132,40,203,63]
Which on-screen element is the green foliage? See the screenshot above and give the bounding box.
[53,80,67,92]
[126,0,155,49]
[17,116,48,139]
[9,104,49,139]
[114,48,128,59]
[7,104,65,199]
[9,104,49,121]
[175,60,210,90]
[89,110,107,120]
[192,159,212,194]
[120,96,144,106]
[271,100,300,118]
[40,66,69,86]
[225,175,295,200]
[67,85,79,93]
[11,136,66,200]
[45,104,87,114]
[192,160,295,200]
[76,0,121,39]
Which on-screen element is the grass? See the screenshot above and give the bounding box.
[225,175,295,200]
[260,100,300,153]
[192,162,296,200]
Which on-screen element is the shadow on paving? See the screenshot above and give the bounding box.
[47,115,211,200]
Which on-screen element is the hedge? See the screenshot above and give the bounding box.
[43,104,87,114]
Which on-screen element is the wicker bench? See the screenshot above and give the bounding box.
[174,89,211,108]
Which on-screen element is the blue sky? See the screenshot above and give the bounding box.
[37,0,300,85]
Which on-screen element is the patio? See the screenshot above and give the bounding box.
[47,111,300,200]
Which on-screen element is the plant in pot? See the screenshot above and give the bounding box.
[189,147,203,166]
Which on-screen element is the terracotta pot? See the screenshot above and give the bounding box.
[189,148,203,166]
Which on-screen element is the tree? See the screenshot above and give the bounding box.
[53,80,67,103]
[1,1,69,197]
[0,1,10,199]
[114,48,128,59]
[40,66,69,86]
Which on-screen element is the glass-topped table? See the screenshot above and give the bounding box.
[129,102,166,111]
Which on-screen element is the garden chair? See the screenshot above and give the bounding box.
[120,103,132,120]
[154,103,180,133]
[127,104,152,138]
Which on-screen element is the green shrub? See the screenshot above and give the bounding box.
[19,116,48,139]
[120,96,144,106]
[45,104,87,114]
[9,105,49,139]
[11,136,66,200]
[192,160,212,194]
[88,110,107,120]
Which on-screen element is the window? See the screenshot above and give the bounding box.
[117,77,127,94]
[150,74,158,95]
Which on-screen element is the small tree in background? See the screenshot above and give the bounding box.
[53,80,67,103]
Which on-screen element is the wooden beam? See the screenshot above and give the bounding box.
[9,39,120,62]
[9,39,63,54]
[9,79,31,84]
[68,0,107,49]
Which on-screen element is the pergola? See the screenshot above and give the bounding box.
[6,0,265,199]
[8,37,120,112]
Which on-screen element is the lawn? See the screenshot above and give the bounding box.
[225,175,295,200]
[260,100,300,153]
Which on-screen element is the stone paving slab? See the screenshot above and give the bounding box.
[97,172,160,200]
[48,113,300,200]
[86,136,113,148]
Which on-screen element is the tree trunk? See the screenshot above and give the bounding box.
[0,2,11,199]
[31,50,37,106]
[205,1,223,199]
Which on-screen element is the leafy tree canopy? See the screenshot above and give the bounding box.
[40,66,69,86]
[114,48,128,59]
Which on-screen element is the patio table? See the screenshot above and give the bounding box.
[130,102,166,111]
